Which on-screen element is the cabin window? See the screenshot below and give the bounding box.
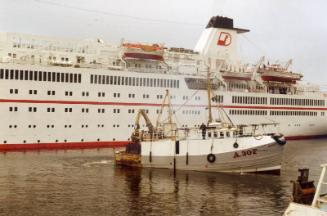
[14,70,18,79]
[10,69,14,79]
[175,141,180,155]
[56,73,60,82]
[5,69,9,79]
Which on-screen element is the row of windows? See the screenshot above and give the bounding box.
[0,69,81,83]
[270,98,325,107]
[212,95,223,103]
[232,96,268,104]
[90,74,179,88]
[7,88,185,101]
[228,82,249,89]
[270,110,318,116]
[182,110,201,115]
[229,109,268,116]
[2,138,121,144]
[8,124,121,129]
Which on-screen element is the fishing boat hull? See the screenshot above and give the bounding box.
[140,135,284,174]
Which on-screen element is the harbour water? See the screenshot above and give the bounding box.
[0,139,326,216]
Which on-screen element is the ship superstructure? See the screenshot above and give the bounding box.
[0,16,326,151]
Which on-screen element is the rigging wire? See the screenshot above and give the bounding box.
[240,34,267,57]
[34,0,204,27]
[159,89,200,127]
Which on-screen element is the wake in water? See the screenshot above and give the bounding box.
[82,160,112,167]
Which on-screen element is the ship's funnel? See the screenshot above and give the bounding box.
[194,16,249,62]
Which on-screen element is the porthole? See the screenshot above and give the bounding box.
[233,142,239,149]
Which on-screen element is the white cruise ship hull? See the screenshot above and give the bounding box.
[0,63,326,152]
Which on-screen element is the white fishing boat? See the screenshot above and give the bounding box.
[115,64,286,174]
[284,164,327,216]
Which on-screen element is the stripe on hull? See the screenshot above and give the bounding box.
[0,141,128,152]
[1,134,327,153]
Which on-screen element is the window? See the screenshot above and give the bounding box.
[9,107,18,112]
[28,90,37,95]
[28,107,37,112]
[47,90,55,95]
[64,108,72,112]
[128,93,135,98]
[47,107,55,112]
[98,92,105,97]
[98,108,105,113]
[65,91,73,96]
[82,91,89,97]
[82,108,89,113]
[9,89,18,94]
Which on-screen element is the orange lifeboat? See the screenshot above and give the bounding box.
[259,64,302,83]
[122,43,164,61]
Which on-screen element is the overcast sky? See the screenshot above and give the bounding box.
[0,0,326,85]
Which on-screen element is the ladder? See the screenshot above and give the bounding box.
[312,163,327,208]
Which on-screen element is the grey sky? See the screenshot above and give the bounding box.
[0,0,326,85]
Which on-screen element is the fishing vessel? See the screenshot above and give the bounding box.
[0,16,326,151]
[115,70,286,174]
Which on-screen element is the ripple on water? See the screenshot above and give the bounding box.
[0,139,326,216]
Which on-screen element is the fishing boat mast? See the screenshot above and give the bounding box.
[206,58,213,124]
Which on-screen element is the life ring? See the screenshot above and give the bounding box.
[272,134,287,145]
[207,153,216,163]
[233,142,239,149]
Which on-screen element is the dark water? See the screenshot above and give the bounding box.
[0,139,326,216]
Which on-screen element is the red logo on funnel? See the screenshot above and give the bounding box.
[217,32,231,46]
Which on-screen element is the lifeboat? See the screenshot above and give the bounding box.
[259,64,303,83]
[122,43,164,61]
[221,71,252,81]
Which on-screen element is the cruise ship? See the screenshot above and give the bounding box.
[0,16,326,151]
